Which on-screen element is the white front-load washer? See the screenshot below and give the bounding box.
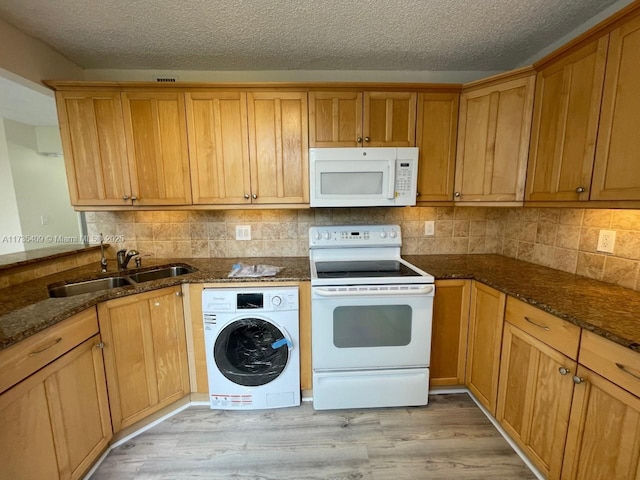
[202,286,300,410]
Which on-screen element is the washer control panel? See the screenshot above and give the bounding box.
[203,287,298,314]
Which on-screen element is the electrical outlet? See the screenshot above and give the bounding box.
[235,225,251,241]
[424,221,435,236]
[597,230,616,253]
[40,215,49,225]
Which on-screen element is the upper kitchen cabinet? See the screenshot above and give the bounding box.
[415,93,459,202]
[455,72,535,203]
[308,92,362,147]
[122,92,192,205]
[185,92,252,205]
[247,92,309,204]
[526,37,608,202]
[308,91,417,147]
[591,15,640,201]
[55,91,132,206]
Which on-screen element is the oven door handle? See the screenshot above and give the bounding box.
[313,285,434,297]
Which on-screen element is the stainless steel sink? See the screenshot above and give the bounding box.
[48,276,134,298]
[127,265,194,283]
[48,264,195,298]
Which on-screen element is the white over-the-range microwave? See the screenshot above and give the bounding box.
[309,147,419,207]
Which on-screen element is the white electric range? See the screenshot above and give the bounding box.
[309,224,435,410]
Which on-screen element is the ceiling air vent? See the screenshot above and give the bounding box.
[153,75,179,83]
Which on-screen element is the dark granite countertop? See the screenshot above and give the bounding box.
[0,244,104,271]
[0,254,638,354]
[0,257,310,350]
[405,255,640,353]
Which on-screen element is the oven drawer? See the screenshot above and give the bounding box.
[313,368,429,410]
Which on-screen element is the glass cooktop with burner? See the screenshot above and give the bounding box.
[315,260,423,279]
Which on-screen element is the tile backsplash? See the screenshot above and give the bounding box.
[86,207,640,291]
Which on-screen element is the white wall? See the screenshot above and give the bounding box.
[4,120,80,251]
[0,118,24,254]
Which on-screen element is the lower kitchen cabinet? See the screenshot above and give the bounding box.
[430,279,470,386]
[0,334,112,480]
[562,365,640,480]
[497,322,576,479]
[98,285,190,432]
[465,281,505,414]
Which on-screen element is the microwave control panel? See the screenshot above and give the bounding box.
[394,158,418,201]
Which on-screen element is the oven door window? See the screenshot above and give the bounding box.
[214,318,289,386]
[333,305,412,348]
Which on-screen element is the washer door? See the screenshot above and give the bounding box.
[214,317,290,387]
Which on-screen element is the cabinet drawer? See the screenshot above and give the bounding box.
[505,297,581,360]
[579,330,640,398]
[0,308,99,393]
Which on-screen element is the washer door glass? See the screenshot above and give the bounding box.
[214,318,289,387]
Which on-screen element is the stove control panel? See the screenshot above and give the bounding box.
[309,225,402,247]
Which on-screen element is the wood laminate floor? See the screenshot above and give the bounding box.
[91,393,536,480]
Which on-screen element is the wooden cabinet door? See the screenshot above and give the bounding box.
[0,375,60,479]
[364,92,417,147]
[416,93,459,202]
[186,92,251,205]
[55,91,132,206]
[526,37,608,202]
[45,335,112,480]
[591,16,640,201]
[430,279,470,387]
[0,335,111,480]
[247,92,309,204]
[309,92,362,147]
[122,92,192,205]
[98,286,189,432]
[455,76,535,202]
[562,366,640,480]
[465,281,506,415]
[497,322,576,479]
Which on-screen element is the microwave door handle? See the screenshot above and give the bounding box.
[387,161,396,199]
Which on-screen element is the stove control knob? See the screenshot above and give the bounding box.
[323,232,331,240]
[272,296,282,307]
[314,231,322,240]
[380,231,387,239]
[389,231,397,238]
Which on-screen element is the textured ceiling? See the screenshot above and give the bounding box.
[0,0,623,72]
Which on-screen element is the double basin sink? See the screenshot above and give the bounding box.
[48,265,194,298]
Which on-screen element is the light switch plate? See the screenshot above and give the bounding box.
[236,225,251,241]
[597,230,616,253]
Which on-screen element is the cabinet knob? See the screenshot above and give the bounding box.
[252,194,257,199]
[572,375,585,384]
[416,191,420,198]
[244,194,250,199]
[356,137,363,143]
[454,192,461,198]
[558,367,571,375]
[131,196,138,201]
[364,136,370,142]
[122,195,130,201]
[175,291,183,297]
[95,342,105,349]
[575,187,586,194]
